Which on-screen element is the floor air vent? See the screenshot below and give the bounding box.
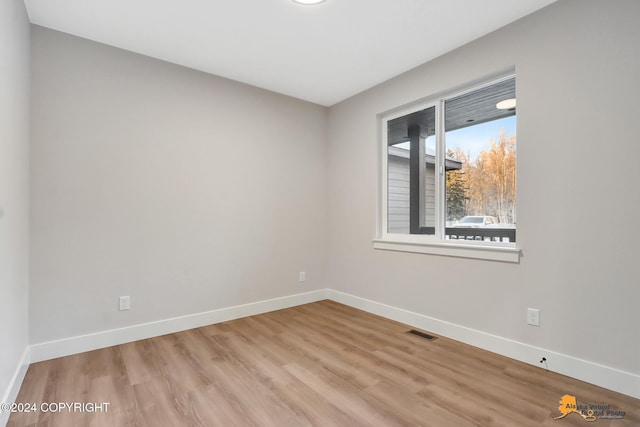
[407,329,437,341]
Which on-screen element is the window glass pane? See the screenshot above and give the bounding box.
[445,78,516,242]
[387,107,436,235]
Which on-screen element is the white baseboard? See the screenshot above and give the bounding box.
[30,289,328,363]
[327,289,640,399]
[0,346,30,427]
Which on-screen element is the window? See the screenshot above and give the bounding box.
[375,75,518,262]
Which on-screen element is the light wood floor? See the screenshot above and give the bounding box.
[8,300,639,426]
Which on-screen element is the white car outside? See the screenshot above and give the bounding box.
[453,215,498,228]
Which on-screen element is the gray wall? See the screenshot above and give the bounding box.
[30,27,328,344]
[0,0,30,406]
[327,0,640,375]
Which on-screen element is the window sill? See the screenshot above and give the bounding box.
[372,238,520,263]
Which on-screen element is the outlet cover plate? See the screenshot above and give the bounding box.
[119,296,131,311]
[527,308,540,326]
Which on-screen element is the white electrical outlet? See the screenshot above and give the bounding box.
[119,296,131,311]
[299,272,306,283]
[527,308,540,326]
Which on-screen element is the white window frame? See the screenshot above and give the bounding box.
[374,74,520,263]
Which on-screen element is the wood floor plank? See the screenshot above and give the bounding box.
[8,362,51,426]
[208,361,306,427]
[133,375,190,427]
[365,380,479,427]
[417,381,544,427]
[119,339,164,386]
[8,300,640,426]
[87,375,141,427]
[276,331,379,390]
[270,377,363,427]
[183,383,255,427]
[283,362,407,427]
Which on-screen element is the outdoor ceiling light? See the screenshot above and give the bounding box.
[292,0,326,4]
[496,98,517,110]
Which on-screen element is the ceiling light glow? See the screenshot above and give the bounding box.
[292,0,326,4]
[496,98,516,110]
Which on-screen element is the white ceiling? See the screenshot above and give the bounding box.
[24,0,556,106]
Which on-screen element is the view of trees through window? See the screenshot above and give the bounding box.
[445,117,516,226]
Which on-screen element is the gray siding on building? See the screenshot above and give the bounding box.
[387,155,410,233]
[387,153,435,234]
